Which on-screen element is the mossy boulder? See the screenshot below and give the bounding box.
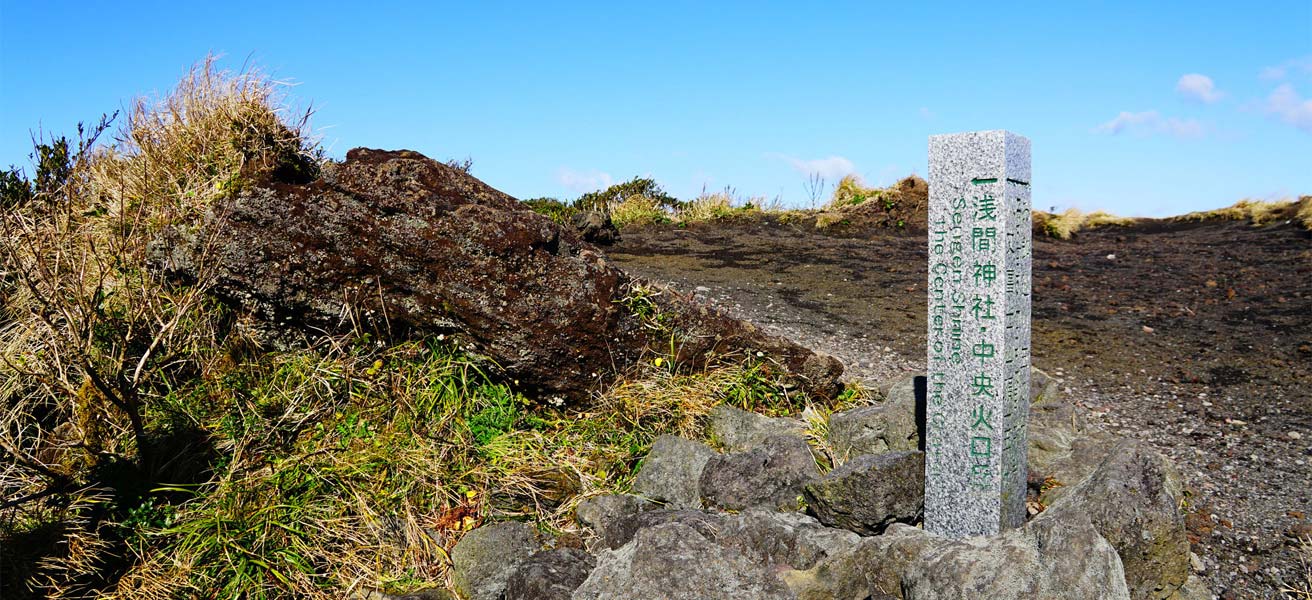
[161,148,843,400]
[1042,440,1190,600]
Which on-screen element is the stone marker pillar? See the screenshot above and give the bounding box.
[925,130,1032,538]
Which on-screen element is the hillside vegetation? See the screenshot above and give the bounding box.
[0,61,852,599]
[529,174,1312,239]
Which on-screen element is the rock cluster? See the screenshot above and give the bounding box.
[448,369,1207,600]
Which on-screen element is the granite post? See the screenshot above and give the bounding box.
[925,130,1032,538]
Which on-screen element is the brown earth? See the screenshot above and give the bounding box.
[607,215,1312,599]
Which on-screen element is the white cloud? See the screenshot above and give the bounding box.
[556,167,613,193]
[1176,74,1223,103]
[918,107,934,120]
[1096,110,1205,138]
[778,155,857,180]
[1264,84,1312,133]
[1260,56,1312,81]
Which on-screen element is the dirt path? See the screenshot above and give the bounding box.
[608,216,1312,599]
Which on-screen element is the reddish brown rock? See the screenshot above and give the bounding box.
[166,148,841,400]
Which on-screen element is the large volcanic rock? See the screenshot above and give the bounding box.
[160,148,841,400]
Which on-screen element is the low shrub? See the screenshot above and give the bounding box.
[522,197,578,225]
[575,177,681,213]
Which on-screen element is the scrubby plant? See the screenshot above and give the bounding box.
[677,192,735,222]
[444,156,473,173]
[521,197,578,225]
[825,174,891,210]
[1034,207,1086,240]
[1031,208,1137,240]
[0,56,320,598]
[608,194,670,228]
[575,176,681,213]
[1297,196,1312,231]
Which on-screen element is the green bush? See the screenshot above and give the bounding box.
[574,176,681,212]
[522,197,578,225]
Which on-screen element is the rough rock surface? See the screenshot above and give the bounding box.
[1026,370,1117,505]
[573,494,655,547]
[631,435,715,509]
[803,451,925,535]
[163,148,842,400]
[715,510,860,571]
[571,522,794,600]
[899,512,1131,600]
[709,405,807,452]
[780,523,937,600]
[783,511,1131,600]
[451,521,541,600]
[570,210,619,245]
[699,434,819,511]
[599,508,723,550]
[1044,440,1191,600]
[1172,575,1214,600]
[503,548,596,600]
[827,376,919,457]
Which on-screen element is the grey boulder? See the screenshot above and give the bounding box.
[803,451,925,535]
[571,521,794,600]
[828,376,919,458]
[570,210,619,245]
[899,511,1131,600]
[699,434,820,511]
[716,510,860,570]
[709,405,806,452]
[504,547,596,600]
[451,521,541,600]
[1043,440,1190,600]
[573,494,655,549]
[600,508,723,550]
[782,507,1132,600]
[631,435,716,509]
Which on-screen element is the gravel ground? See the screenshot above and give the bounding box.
[608,216,1312,599]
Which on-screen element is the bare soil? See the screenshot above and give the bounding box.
[608,216,1312,599]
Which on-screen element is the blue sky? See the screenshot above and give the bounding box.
[2,2,1309,216]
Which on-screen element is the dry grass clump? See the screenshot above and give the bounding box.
[91,56,319,229]
[1295,196,1312,231]
[1032,208,1137,240]
[1282,534,1312,599]
[813,175,926,231]
[674,190,782,225]
[1082,210,1137,228]
[1174,198,1303,227]
[608,194,670,228]
[0,57,321,599]
[608,189,784,228]
[1033,208,1084,240]
[677,192,735,223]
[824,174,891,211]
